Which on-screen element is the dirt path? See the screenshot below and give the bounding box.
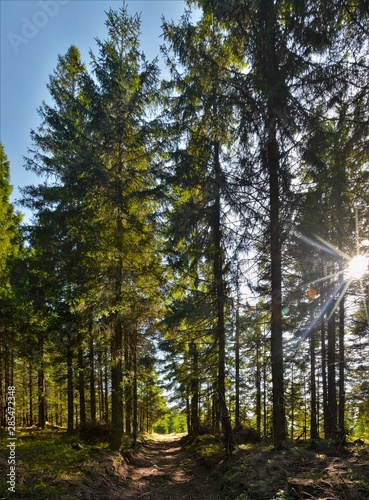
[120,434,223,499]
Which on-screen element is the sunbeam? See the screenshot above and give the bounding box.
[295,232,348,260]
[359,279,369,324]
[313,233,351,261]
[326,280,351,321]
[309,270,342,286]
[292,232,369,347]
[294,279,347,346]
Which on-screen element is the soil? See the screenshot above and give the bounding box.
[118,434,224,499]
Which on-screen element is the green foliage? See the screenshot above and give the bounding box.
[0,142,22,295]
[183,434,226,470]
[153,408,187,434]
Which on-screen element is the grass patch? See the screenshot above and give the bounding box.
[0,428,122,499]
[186,434,225,467]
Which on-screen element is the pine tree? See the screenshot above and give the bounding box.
[87,7,160,449]
[0,142,22,427]
[160,9,248,451]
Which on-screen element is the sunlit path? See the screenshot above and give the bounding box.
[121,434,223,499]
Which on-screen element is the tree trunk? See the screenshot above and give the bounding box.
[98,351,103,421]
[290,366,295,439]
[213,141,234,453]
[104,363,109,423]
[235,290,241,428]
[29,363,33,427]
[124,329,132,435]
[268,115,287,448]
[67,343,74,434]
[310,326,318,439]
[256,324,262,435]
[111,152,125,449]
[186,395,191,435]
[132,323,138,447]
[111,318,123,449]
[257,0,288,448]
[338,291,345,441]
[326,309,337,438]
[263,350,268,439]
[190,341,200,436]
[38,339,46,430]
[78,340,86,425]
[0,345,4,428]
[89,316,96,422]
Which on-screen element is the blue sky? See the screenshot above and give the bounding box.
[0,0,194,220]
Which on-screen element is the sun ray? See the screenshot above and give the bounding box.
[309,270,342,286]
[326,280,351,321]
[359,280,369,323]
[295,232,347,260]
[313,233,351,261]
[293,279,347,346]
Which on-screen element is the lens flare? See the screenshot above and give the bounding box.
[292,232,369,346]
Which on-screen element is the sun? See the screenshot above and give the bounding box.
[347,255,368,280]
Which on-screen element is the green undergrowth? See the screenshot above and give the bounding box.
[184,436,369,499]
[0,427,129,499]
[184,433,226,467]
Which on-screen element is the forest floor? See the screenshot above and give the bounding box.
[1,428,369,499]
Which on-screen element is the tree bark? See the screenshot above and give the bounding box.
[78,339,86,425]
[310,326,318,439]
[190,341,200,436]
[67,342,74,433]
[213,141,234,453]
[321,321,329,437]
[132,323,138,447]
[235,283,241,428]
[338,290,345,440]
[38,338,46,430]
[258,0,288,449]
[326,309,337,438]
[29,363,33,426]
[111,318,123,449]
[88,316,96,423]
[124,329,132,435]
[268,115,287,448]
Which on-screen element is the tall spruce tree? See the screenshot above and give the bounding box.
[0,143,22,427]
[22,45,99,433]
[87,7,160,449]
[161,10,247,452]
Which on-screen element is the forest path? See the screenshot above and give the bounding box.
[120,434,223,499]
